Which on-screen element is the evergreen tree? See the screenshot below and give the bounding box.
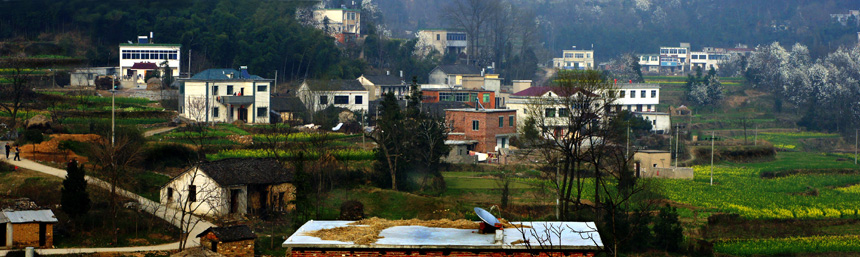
[61,160,90,218]
[653,205,684,252]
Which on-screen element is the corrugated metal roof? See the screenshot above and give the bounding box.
[2,210,58,223]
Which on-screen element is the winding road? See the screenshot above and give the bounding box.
[0,138,212,255]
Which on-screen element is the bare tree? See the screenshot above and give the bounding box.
[0,56,36,131]
[442,0,501,64]
[86,129,145,244]
[519,70,616,220]
[163,166,224,250]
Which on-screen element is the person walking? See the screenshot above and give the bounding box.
[13,145,20,161]
[4,143,9,159]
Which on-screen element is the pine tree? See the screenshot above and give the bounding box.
[61,160,90,218]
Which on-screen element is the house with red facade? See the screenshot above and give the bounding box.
[283,220,603,257]
[445,108,517,154]
[423,89,496,109]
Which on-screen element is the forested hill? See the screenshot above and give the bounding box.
[0,0,365,81]
[374,0,860,60]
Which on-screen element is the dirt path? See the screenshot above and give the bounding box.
[0,146,213,255]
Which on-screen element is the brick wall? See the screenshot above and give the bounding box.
[201,237,254,257]
[290,249,596,257]
[447,110,516,152]
[11,223,52,248]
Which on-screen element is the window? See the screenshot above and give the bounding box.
[692,55,698,60]
[575,53,584,58]
[257,107,267,117]
[641,90,646,98]
[587,53,591,58]
[637,104,642,111]
[213,107,219,118]
[499,116,504,127]
[439,92,453,101]
[509,115,514,127]
[319,95,328,105]
[188,185,197,202]
[167,187,174,202]
[212,86,219,95]
[334,95,349,104]
[558,108,569,117]
[472,120,479,131]
[630,90,635,98]
[679,49,687,54]
[437,34,440,40]
[483,93,490,103]
[355,95,363,104]
[620,90,626,98]
[545,108,556,117]
[651,90,657,98]
[660,49,668,54]
[227,85,234,95]
[670,49,678,54]
[257,85,267,92]
[564,53,573,58]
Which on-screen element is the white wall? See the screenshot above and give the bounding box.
[638,113,672,132]
[160,169,229,217]
[119,45,181,78]
[181,80,271,124]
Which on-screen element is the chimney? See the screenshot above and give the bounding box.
[399,70,403,78]
[481,68,485,76]
[150,32,154,43]
[386,70,390,76]
[494,229,504,245]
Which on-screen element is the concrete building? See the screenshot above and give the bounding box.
[633,150,693,179]
[638,54,660,73]
[415,29,468,57]
[422,89,496,109]
[552,48,595,70]
[658,43,690,73]
[119,33,181,80]
[283,220,602,256]
[507,86,601,132]
[614,83,661,112]
[160,158,294,217]
[428,64,483,87]
[635,112,671,134]
[357,72,407,101]
[445,108,517,153]
[313,7,361,44]
[178,67,273,124]
[297,79,369,114]
[197,225,256,257]
[0,209,57,248]
[69,67,116,87]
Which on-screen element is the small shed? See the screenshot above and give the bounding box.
[196,225,256,257]
[0,209,58,248]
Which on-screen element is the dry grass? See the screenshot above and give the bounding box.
[305,217,532,245]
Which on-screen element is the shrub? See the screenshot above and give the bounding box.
[338,200,364,220]
[653,205,684,252]
[142,144,196,170]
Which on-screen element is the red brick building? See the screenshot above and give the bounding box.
[196,225,257,257]
[446,108,517,153]
[283,220,602,257]
[423,89,496,109]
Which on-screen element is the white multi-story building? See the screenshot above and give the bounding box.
[690,50,729,71]
[178,67,272,124]
[313,7,361,44]
[638,54,660,73]
[119,34,181,80]
[614,83,660,112]
[415,29,468,57]
[297,79,369,114]
[658,44,689,73]
[552,48,595,70]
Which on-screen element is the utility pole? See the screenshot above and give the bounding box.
[274,70,278,95]
[855,129,858,165]
[754,125,758,146]
[674,124,679,167]
[625,123,630,157]
[710,131,715,186]
[111,74,116,147]
[187,49,192,78]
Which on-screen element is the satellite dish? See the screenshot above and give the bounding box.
[474,207,500,226]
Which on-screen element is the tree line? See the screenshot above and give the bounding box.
[0,0,364,81]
